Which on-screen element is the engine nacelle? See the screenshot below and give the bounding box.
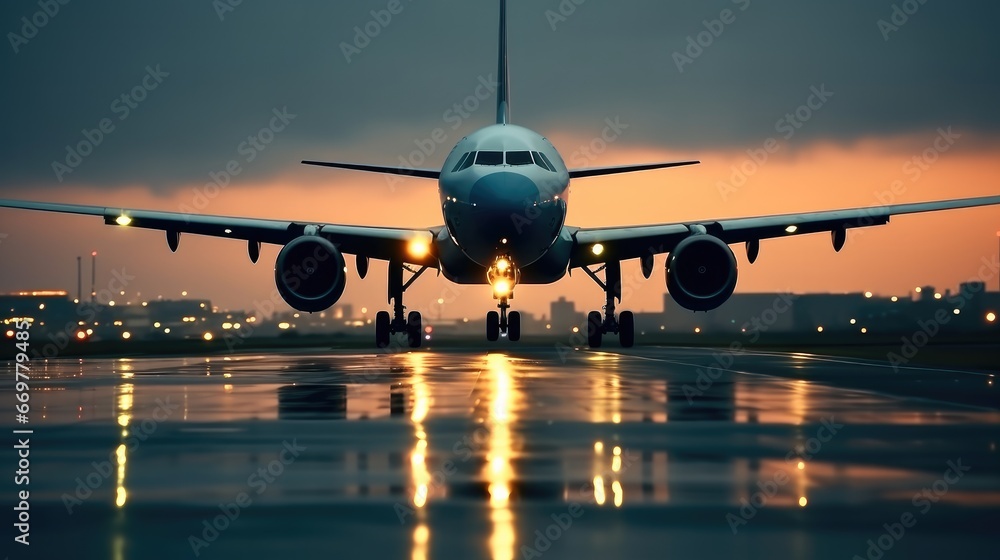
[666,234,738,312]
[274,236,346,313]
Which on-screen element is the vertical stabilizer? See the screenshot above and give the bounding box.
[496,0,510,125]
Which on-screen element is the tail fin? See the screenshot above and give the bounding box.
[496,0,510,125]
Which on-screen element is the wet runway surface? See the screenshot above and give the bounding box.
[4,346,999,559]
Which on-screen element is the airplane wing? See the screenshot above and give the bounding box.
[568,160,700,179]
[0,199,439,267]
[569,195,1000,268]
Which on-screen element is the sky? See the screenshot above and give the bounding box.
[1,0,999,319]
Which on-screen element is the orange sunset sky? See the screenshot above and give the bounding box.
[2,1,999,318]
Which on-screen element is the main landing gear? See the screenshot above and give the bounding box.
[375,258,429,349]
[485,255,521,343]
[582,260,635,348]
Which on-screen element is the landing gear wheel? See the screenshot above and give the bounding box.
[508,311,521,342]
[619,311,635,348]
[587,311,603,348]
[407,311,422,348]
[375,311,391,348]
[486,311,500,342]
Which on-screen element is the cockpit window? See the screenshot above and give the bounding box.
[505,151,533,166]
[458,152,476,171]
[452,152,472,172]
[475,151,504,165]
[533,151,557,172]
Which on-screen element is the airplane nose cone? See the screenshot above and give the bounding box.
[470,172,540,209]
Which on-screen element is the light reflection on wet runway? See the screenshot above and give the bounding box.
[5,346,999,559]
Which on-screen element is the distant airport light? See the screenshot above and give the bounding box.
[987,312,997,323]
[86,329,94,335]
[694,327,701,334]
[592,243,605,256]
[817,326,824,333]
[108,300,115,306]
[6,330,15,338]
[861,328,868,334]
[798,497,808,507]
[278,322,291,330]
[163,328,170,334]
[407,239,430,259]
[797,461,805,470]
[934,293,943,300]
[850,319,857,325]
[153,322,161,328]
[76,331,86,340]
[222,322,233,330]
[121,332,131,340]
[545,324,551,330]
[953,309,961,315]
[864,291,873,299]
[361,307,368,314]
[203,332,214,341]
[425,334,431,340]
[915,287,922,293]
[891,296,899,302]
[572,327,580,333]
[785,225,798,234]
[115,215,132,226]
[38,303,45,310]
[501,238,508,244]
[182,291,188,296]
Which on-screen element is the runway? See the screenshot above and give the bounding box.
[5,345,998,559]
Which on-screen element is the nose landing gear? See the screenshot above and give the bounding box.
[485,256,521,343]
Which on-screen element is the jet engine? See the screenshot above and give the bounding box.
[666,235,738,312]
[274,236,346,313]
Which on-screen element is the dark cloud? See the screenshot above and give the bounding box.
[2,0,998,191]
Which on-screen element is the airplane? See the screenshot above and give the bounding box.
[2,0,999,350]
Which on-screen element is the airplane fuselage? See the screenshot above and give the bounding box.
[436,124,572,285]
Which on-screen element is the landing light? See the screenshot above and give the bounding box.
[494,279,511,297]
[592,243,604,256]
[203,332,214,341]
[408,239,430,259]
[116,215,132,226]
[987,312,997,323]
[496,259,510,272]
[785,225,798,234]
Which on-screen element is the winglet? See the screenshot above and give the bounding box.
[496,0,510,125]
